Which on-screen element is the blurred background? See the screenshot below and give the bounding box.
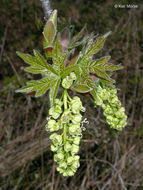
[0,0,143,189]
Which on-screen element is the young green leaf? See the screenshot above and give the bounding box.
[17,50,58,76]
[69,25,86,49]
[16,76,57,97]
[61,65,79,78]
[71,84,92,93]
[52,34,67,72]
[49,78,61,106]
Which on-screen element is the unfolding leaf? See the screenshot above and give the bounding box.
[78,68,96,98]
[69,25,86,48]
[100,78,115,86]
[91,56,111,67]
[24,67,49,75]
[43,21,55,43]
[71,84,92,93]
[81,31,111,63]
[42,10,57,48]
[61,65,79,78]
[60,27,70,52]
[92,68,110,81]
[103,64,123,71]
[66,54,80,67]
[52,34,67,72]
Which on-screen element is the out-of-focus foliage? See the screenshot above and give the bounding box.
[0,0,143,189]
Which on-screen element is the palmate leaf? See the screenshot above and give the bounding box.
[16,76,58,97]
[52,34,68,72]
[78,42,122,86]
[85,31,111,60]
[91,56,123,72]
[16,47,61,102]
[17,50,58,76]
[75,32,115,88]
[68,25,86,50]
[89,57,123,81]
[61,65,79,78]
[76,67,96,98]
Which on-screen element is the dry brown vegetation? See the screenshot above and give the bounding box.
[0,0,143,189]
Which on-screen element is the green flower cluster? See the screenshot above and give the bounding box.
[94,85,127,130]
[62,72,76,89]
[45,93,86,176]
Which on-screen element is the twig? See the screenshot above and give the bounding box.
[6,55,22,84]
[40,0,53,20]
[0,26,8,62]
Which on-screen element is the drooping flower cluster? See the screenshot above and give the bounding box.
[94,85,127,130]
[45,92,86,176]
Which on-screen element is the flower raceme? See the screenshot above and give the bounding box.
[45,83,86,176]
[15,9,128,177]
[94,85,127,130]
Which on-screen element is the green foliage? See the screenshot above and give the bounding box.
[15,9,127,177]
[16,10,122,104]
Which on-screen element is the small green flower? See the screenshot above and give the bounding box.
[69,124,77,135]
[69,72,76,80]
[56,152,65,161]
[61,110,70,123]
[55,99,63,106]
[49,107,60,119]
[50,133,63,145]
[71,144,79,155]
[72,114,82,124]
[54,104,62,114]
[71,96,84,114]
[67,169,74,176]
[94,96,103,106]
[64,142,72,152]
[67,156,74,165]
[51,144,58,152]
[59,161,67,169]
[73,136,81,145]
[62,77,73,89]
[72,160,80,170]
